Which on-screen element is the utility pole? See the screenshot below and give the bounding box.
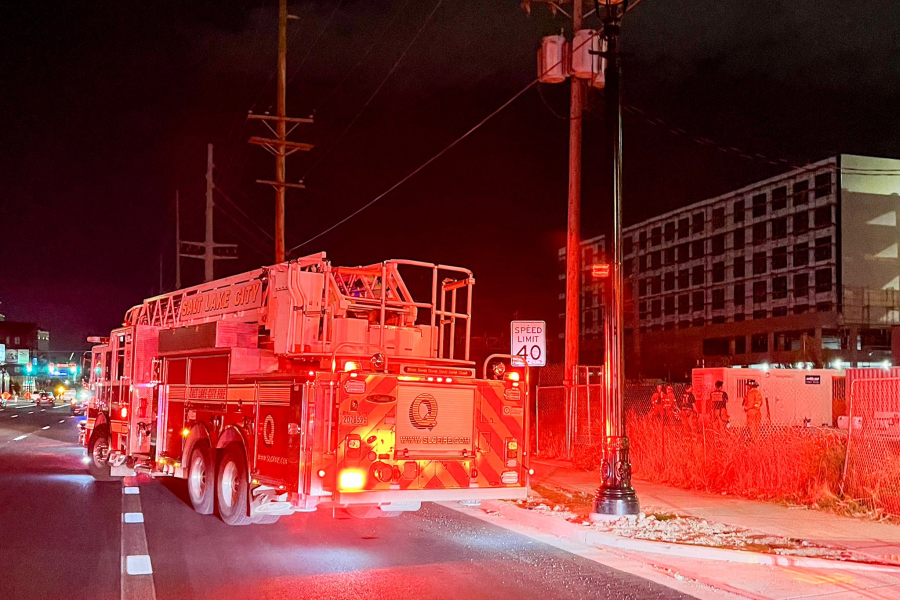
[248,0,313,264]
[592,0,640,519]
[180,144,238,283]
[565,0,585,445]
[175,190,182,289]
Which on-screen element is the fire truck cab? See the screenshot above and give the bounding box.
[82,253,529,524]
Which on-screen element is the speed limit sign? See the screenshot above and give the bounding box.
[511,320,546,367]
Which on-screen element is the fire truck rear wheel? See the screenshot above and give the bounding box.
[187,442,214,515]
[87,427,113,482]
[216,445,252,526]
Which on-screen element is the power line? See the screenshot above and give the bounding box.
[213,171,276,242]
[283,0,347,92]
[300,0,445,181]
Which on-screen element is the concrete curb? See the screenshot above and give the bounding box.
[482,500,900,573]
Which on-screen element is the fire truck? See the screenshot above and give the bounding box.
[81,253,529,524]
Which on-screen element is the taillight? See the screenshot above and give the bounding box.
[506,438,518,467]
[339,469,364,490]
[120,407,128,419]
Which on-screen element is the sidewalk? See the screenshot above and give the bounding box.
[532,458,900,562]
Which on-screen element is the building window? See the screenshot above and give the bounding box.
[692,265,704,286]
[664,271,675,291]
[815,236,832,261]
[583,247,594,265]
[753,281,767,303]
[772,246,788,270]
[664,247,676,265]
[585,311,594,331]
[677,243,689,262]
[773,306,788,317]
[772,186,787,210]
[733,199,745,223]
[712,234,725,254]
[814,206,832,228]
[677,218,689,239]
[752,193,767,218]
[661,222,674,242]
[753,222,768,244]
[772,217,787,239]
[753,251,767,275]
[734,313,746,323]
[678,269,689,289]
[624,236,633,255]
[639,279,648,297]
[692,212,705,234]
[793,242,809,267]
[712,288,725,309]
[651,226,662,246]
[733,256,745,278]
[651,299,661,318]
[624,258,633,277]
[691,239,705,259]
[751,333,768,352]
[639,231,647,249]
[639,301,648,319]
[794,304,808,314]
[14,336,20,345]
[733,227,745,249]
[773,276,788,300]
[664,296,676,315]
[817,301,833,312]
[712,261,725,283]
[651,276,661,294]
[815,268,832,293]
[734,282,745,306]
[678,294,690,314]
[794,273,809,298]
[793,180,809,206]
[793,211,809,234]
[814,173,832,198]
[693,317,706,327]
[639,255,647,271]
[713,207,725,229]
[692,290,705,311]
[650,251,661,269]
[753,310,768,320]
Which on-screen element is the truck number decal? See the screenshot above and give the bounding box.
[341,413,367,426]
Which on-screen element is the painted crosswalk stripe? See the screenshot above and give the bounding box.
[124,487,140,495]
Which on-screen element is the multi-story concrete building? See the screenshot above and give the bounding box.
[562,154,900,379]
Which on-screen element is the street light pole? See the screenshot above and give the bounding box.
[592,1,640,519]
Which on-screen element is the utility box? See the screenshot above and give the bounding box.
[571,29,605,87]
[692,368,841,427]
[538,35,568,83]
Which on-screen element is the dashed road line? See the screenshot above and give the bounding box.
[59,420,65,423]
[11,415,18,418]
[12,435,27,441]
[42,426,50,430]
[121,481,156,600]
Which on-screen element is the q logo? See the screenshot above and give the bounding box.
[409,393,438,430]
[263,414,276,446]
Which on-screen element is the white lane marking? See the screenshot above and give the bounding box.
[59,420,65,423]
[16,404,36,409]
[123,513,144,523]
[123,487,140,495]
[42,426,50,430]
[13,435,27,441]
[11,415,18,418]
[125,555,153,575]
[27,411,33,414]
[40,409,45,412]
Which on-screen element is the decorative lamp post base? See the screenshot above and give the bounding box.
[589,436,640,519]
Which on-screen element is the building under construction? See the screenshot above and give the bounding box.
[562,154,900,379]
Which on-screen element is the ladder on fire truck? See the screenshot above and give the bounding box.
[124,252,475,363]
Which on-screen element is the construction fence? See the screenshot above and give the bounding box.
[534,366,900,517]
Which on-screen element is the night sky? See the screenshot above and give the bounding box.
[1,0,899,352]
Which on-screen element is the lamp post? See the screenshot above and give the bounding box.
[591,0,639,519]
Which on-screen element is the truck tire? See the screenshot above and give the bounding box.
[251,514,281,525]
[216,445,252,526]
[87,427,113,482]
[187,442,214,515]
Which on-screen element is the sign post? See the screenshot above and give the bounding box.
[511,320,547,368]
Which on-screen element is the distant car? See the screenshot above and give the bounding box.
[70,399,86,415]
[35,391,53,406]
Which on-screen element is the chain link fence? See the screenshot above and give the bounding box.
[535,365,603,459]
[842,375,900,516]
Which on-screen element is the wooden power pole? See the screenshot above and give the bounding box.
[248,0,314,263]
[180,144,238,283]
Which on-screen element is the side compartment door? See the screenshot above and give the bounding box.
[252,381,298,485]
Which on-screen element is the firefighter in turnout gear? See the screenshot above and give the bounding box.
[678,384,698,433]
[709,381,728,430]
[648,384,665,420]
[744,380,764,439]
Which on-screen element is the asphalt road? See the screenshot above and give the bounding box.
[0,404,696,600]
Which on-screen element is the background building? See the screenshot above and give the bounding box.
[0,321,51,393]
[562,154,900,380]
